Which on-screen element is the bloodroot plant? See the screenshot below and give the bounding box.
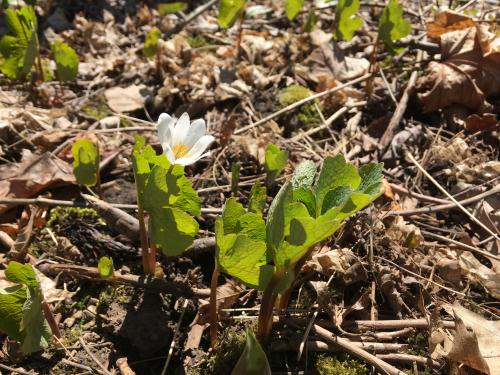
[211,155,383,345]
[132,113,214,275]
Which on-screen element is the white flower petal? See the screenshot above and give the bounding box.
[162,143,176,164]
[172,112,190,146]
[184,119,206,149]
[157,113,173,146]
[185,135,215,160]
[176,152,212,166]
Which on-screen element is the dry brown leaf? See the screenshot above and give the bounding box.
[376,265,404,317]
[427,11,475,41]
[464,113,499,133]
[0,151,74,215]
[444,303,500,374]
[459,251,500,299]
[417,19,500,113]
[386,216,424,248]
[104,84,149,112]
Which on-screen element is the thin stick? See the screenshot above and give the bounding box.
[79,337,113,375]
[209,264,220,348]
[376,353,443,369]
[165,0,218,37]
[160,299,189,375]
[384,184,500,217]
[234,73,372,135]
[313,325,406,375]
[407,152,499,241]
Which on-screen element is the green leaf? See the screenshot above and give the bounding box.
[249,181,266,214]
[98,257,114,278]
[52,39,78,82]
[218,0,247,29]
[291,160,316,190]
[266,182,292,254]
[333,0,362,41]
[2,262,52,353]
[378,0,411,55]
[222,197,247,233]
[143,27,162,58]
[158,2,187,15]
[314,155,360,216]
[0,5,37,80]
[265,144,288,187]
[231,328,271,375]
[149,206,199,256]
[285,0,304,21]
[72,139,100,186]
[0,285,26,342]
[303,9,318,32]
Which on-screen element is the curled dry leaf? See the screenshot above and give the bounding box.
[417,13,500,113]
[0,151,74,215]
[386,216,424,249]
[459,251,500,299]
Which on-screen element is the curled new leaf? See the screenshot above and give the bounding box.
[265,144,288,187]
[231,328,271,375]
[52,39,79,82]
[334,0,362,41]
[98,256,114,278]
[143,27,162,58]
[285,0,304,21]
[218,0,247,29]
[72,139,100,186]
[378,0,411,55]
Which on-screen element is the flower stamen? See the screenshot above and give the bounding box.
[172,143,189,158]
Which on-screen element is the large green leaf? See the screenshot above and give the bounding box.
[0,5,37,79]
[248,181,266,214]
[0,262,52,353]
[378,0,411,55]
[333,0,362,41]
[285,0,304,21]
[143,27,162,58]
[218,0,246,29]
[52,39,78,82]
[265,144,288,187]
[231,328,271,375]
[72,139,99,186]
[148,206,199,256]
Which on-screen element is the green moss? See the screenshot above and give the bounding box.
[47,207,101,230]
[187,35,213,49]
[278,85,321,130]
[81,96,111,120]
[63,323,85,346]
[316,354,368,375]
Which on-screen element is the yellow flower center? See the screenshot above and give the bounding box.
[172,144,189,158]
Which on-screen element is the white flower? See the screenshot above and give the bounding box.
[157,112,215,166]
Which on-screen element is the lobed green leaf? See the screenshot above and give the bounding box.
[285,0,304,21]
[378,0,411,55]
[333,0,362,41]
[52,39,78,82]
[218,0,247,29]
[72,139,100,186]
[143,27,162,58]
[265,143,288,187]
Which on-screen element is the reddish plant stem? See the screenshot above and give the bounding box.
[257,272,281,342]
[137,205,152,275]
[41,299,61,339]
[234,11,245,59]
[209,264,220,348]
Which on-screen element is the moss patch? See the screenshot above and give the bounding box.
[316,354,368,375]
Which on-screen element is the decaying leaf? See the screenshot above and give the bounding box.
[386,216,423,249]
[104,84,150,112]
[417,14,500,113]
[426,11,475,41]
[459,251,500,299]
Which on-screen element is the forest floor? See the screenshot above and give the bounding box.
[0,0,499,374]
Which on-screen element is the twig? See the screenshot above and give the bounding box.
[384,184,500,218]
[376,353,444,369]
[421,230,500,262]
[313,325,406,375]
[79,337,113,375]
[388,183,449,205]
[274,340,408,353]
[165,0,218,37]
[39,263,210,297]
[0,363,34,375]
[160,299,189,375]
[116,358,135,375]
[234,73,372,135]
[60,359,94,373]
[378,51,422,150]
[406,152,500,241]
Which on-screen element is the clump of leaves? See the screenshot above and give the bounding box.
[334,0,362,41]
[378,0,411,55]
[264,144,288,187]
[52,39,79,82]
[0,262,52,353]
[316,354,368,375]
[214,155,384,339]
[0,5,38,80]
[218,0,247,29]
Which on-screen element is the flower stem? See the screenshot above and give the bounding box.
[209,263,220,348]
[257,271,281,342]
[41,298,61,339]
[137,204,152,275]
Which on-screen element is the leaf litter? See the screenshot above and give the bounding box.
[0,1,499,374]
